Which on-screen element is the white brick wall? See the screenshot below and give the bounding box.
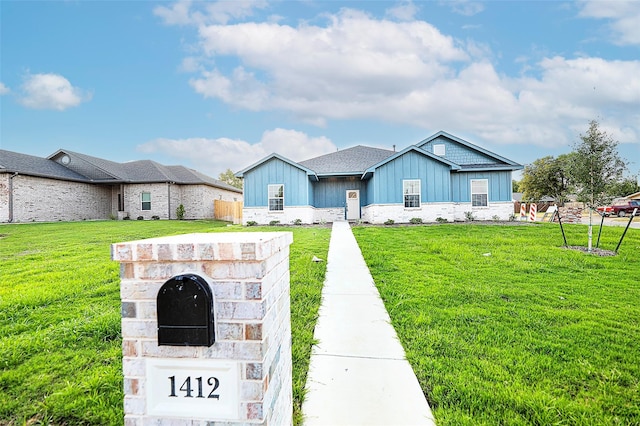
[0,173,243,223]
[7,174,112,223]
[0,174,9,222]
[243,202,514,225]
[363,202,515,224]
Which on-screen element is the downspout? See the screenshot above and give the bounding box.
[167,182,172,219]
[8,172,18,223]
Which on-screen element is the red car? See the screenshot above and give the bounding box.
[609,200,640,217]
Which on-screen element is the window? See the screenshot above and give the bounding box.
[141,192,151,210]
[433,144,446,156]
[403,179,421,208]
[268,184,284,211]
[471,179,488,207]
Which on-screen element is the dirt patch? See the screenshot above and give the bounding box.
[564,245,617,257]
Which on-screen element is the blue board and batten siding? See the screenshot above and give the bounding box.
[312,177,367,208]
[367,151,452,204]
[239,131,520,221]
[451,171,513,202]
[242,158,310,207]
[419,138,497,165]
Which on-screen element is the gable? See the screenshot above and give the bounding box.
[421,137,496,166]
[416,131,522,171]
[242,156,311,207]
[1,149,89,182]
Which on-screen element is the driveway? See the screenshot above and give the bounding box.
[593,215,640,229]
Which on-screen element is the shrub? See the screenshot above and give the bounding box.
[464,211,475,221]
[152,215,160,220]
[136,216,144,220]
[492,215,501,222]
[409,217,423,224]
[176,204,185,220]
[269,220,280,226]
[123,216,130,220]
[246,221,257,226]
[293,218,303,226]
[384,219,395,225]
[436,217,448,223]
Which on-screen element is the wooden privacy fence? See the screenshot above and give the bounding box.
[214,200,243,224]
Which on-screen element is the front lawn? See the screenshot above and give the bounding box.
[352,222,640,425]
[2,219,638,425]
[0,220,330,425]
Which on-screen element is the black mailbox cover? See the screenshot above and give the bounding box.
[157,274,215,347]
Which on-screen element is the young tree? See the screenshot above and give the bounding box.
[519,154,573,205]
[218,168,243,189]
[570,120,627,250]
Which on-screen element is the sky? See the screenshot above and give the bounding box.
[1,0,639,181]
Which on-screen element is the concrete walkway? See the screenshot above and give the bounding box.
[302,221,436,425]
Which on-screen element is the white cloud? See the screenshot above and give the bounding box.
[0,82,9,95]
[385,1,419,21]
[154,0,194,25]
[154,0,268,26]
[188,9,468,124]
[578,0,640,45]
[443,0,485,17]
[161,2,640,154]
[137,128,336,176]
[19,73,91,111]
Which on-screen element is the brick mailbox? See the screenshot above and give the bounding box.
[111,232,294,425]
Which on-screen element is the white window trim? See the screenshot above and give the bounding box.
[268,184,284,212]
[403,179,421,209]
[471,179,489,207]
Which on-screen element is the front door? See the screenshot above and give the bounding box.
[346,190,360,220]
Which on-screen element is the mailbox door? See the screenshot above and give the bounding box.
[157,274,215,346]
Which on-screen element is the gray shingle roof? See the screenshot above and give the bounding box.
[299,145,395,175]
[1,148,241,193]
[0,149,89,181]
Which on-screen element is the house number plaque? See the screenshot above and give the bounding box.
[146,359,239,419]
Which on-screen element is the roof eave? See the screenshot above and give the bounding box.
[456,164,523,172]
[235,153,318,180]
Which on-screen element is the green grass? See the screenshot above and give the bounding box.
[0,220,330,425]
[352,222,640,425]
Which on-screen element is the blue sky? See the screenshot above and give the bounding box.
[1,0,639,180]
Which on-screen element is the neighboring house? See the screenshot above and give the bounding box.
[236,131,523,225]
[0,149,242,223]
[627,191,640,201]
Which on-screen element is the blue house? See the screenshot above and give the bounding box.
[235,131,522,224]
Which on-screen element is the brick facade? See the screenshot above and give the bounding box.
[2,174,112,222]
[1,175,242,223]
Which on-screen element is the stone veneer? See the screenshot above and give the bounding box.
[111,232,293,425]
[242,202,515,225]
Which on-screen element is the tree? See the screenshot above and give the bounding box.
[218,168,243,189]
[570,120,627,251]
[606,176,640,198]
[519,154,573,205]
[512,179,521,193]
